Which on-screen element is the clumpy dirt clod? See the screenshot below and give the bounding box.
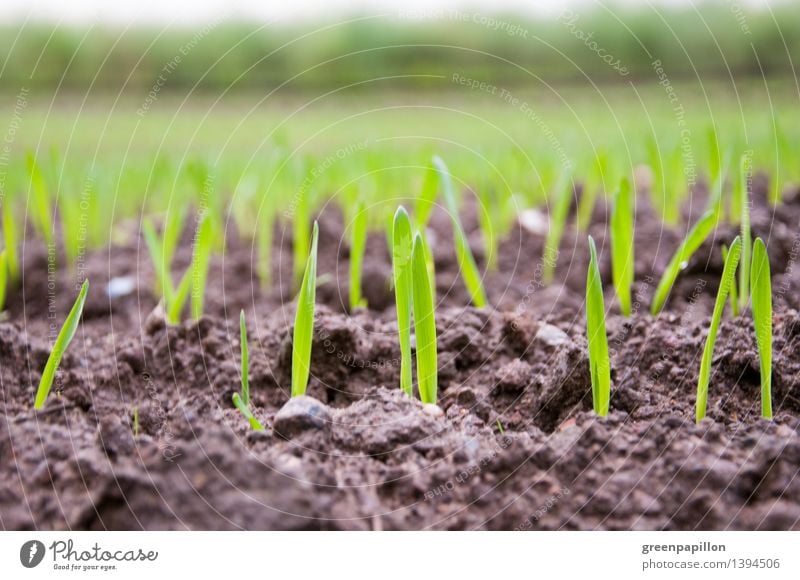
[1,178,799,530]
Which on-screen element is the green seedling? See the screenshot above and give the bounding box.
[232,310,263,430]
[143,218,174,300]
[392,206,414,397]
[610,177,634,315]
[738,154,752,310]
[586,236,611,417]
[349,201,368,310]
[164,212,213,324]
[132,407,140,437]
[750,238,772,419]
[240,310,250,406]
[577,149,609,232]
[432,156,487,308]
[291,220,319,397]
[26,153,54,246]
[542,171,573,285]
[257,191,276,291]
[0,250,7,311]
[650,209,718,315]
[721,244,739,317]
[34,279,90,410]
[412,232,437,405]
[2,195,20,282]
[770,120,789,206]
[190,212,214,320]
[696,236,741,424]
[414,163,439,229]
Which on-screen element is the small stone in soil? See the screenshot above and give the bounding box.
[422,404,444,418]
[535,323,569,347]
[273,396,332,439]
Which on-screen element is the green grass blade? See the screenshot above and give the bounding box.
[291,220,319,397]
[696,236,741,424]
[707,126,721,187]
[392,206,414,397]
[769,121,786,206]
[721,244,739,317]
[738,154,752,310]
[586,236,611,416]
[190,212,214,320]
[162,205,186,268]
[2,196,19,282]
[542,171,572,285]
[240,309,250,406]
[34,279,90,409]
[142,218,174,300]
[26,153,54,246]
[349,201,368,310]
[610,177,634,316]
[414,164,439,229]
[257,203,275,290]
[577,150,608,232]
[0,250,7,311]
[650,209,718,315]
[432,155,487,307]
[292,188,309,291]
[750,238,772,419]
[232,392,264,431]
[412,232,437,405]
[166,268,192,325]
[476,187,498,271]
[453,225,487,307]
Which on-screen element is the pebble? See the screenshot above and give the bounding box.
[518,208,548,236]
[422,404,444,418]
[107,276,136,298]
[535,323,569,347]
[273,396,332,439]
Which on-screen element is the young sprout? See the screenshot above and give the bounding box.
[0,250,7,311]
[293,184,310,291]
[738,154,752,311]
[2,195,20,283]
[650,209,718,315]
[132,407,140,437]
[292,220,319,397]
[239,310,250,406]
[232,310,264,430]
[610,177,634,316]
[432,156,487,308]
[577,150,608,232]
[721,244,739,317]
[586,236,610,417]
[696,236,741,424]
[414,163,439,230]
[769,120,788,206]
[26,153,54,246]
[542,171,573,285]
[412,232,437,405]
[34,280,90,410]
[392,206,414,397]
[143,218,174,300]
[349,200,368,310]
[750,238,772,419]
[163,212,213,325]
[190,212,214,320]
[257,192,275,291]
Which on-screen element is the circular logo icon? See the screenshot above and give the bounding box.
[20,540,46,568]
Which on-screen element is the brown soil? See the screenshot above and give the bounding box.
[2,175,800,530]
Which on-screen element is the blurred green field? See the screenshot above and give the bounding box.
[3,78,796,183]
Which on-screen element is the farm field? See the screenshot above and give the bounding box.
[2,39,800,530]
